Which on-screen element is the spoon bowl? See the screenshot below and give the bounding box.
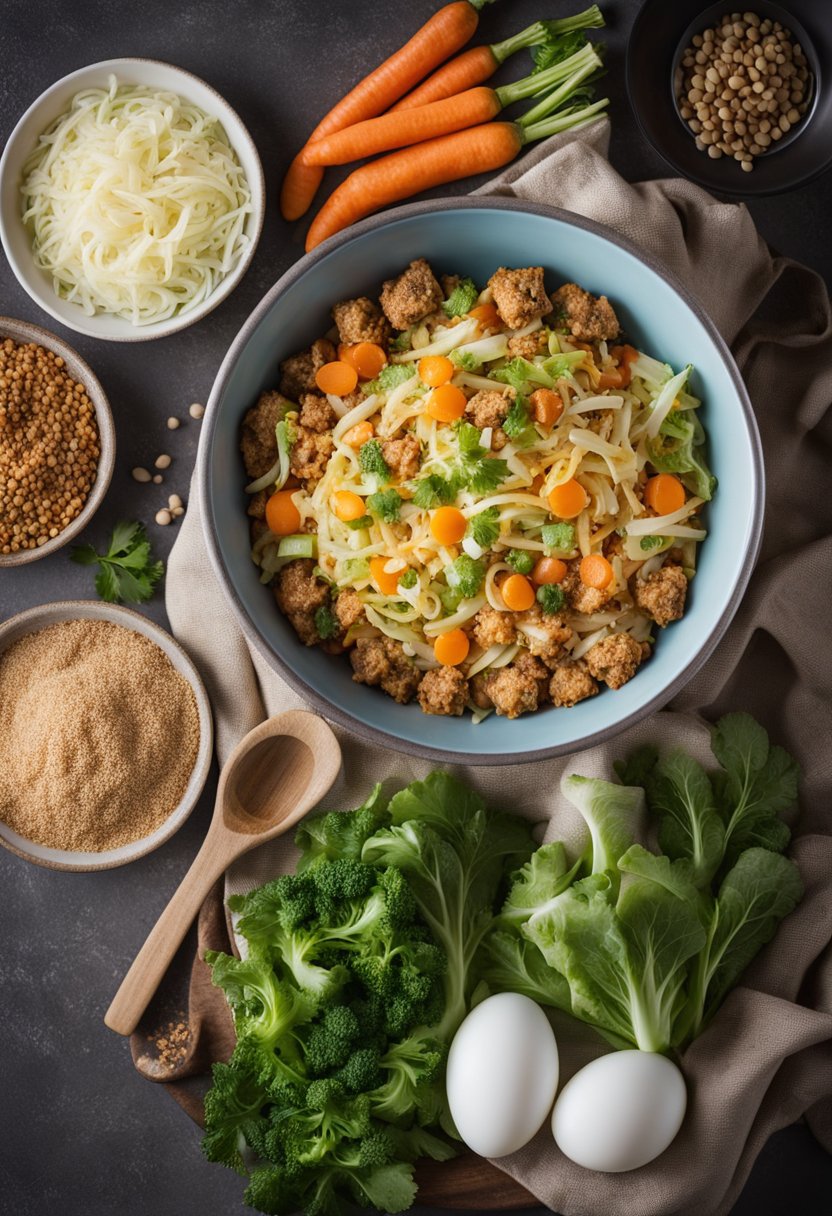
[104,710,342,1036]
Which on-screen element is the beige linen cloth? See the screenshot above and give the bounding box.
[160,120,832,1215]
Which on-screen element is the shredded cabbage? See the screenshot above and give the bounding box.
[21,76,252,325]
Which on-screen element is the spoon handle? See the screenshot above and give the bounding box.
[104,825,232,1036]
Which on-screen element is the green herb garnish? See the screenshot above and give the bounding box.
[71,521,163,605]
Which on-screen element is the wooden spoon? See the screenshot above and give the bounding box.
[104,710,342,1036]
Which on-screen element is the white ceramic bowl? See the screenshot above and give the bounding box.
[0,601,214,871]
[0,316,115,567]
[0,58,265,342]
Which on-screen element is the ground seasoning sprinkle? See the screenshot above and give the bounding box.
[0,619,200,851]
[147,1016,191,1069]
[0,337,100,553]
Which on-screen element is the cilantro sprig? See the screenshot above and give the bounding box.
[71,521,164,604]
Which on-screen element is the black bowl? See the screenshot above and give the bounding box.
[627,0,832,196]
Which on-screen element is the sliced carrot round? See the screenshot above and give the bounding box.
[501,573,536,612]
[468,302,501,329]
[548,479,589,519]
[315,360,359,396]
[418,354,455,387]
[426,383,467,422]
[644,473,686,515]
[430,505,467,545]
[529,388,563,429]
[341,420,374,448]
[579,553,613,590]
[370,556,401,596]
[532,556,567,585]
[351,342,387,379]
[338,343,360,369]
[434,628,470,666]
[333,490,366,522]
[265,490,301,536]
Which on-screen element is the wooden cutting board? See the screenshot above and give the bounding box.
[415,1155,536,1209]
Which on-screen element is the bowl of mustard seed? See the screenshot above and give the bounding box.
[0,601,213,871]
[0,316,115,565]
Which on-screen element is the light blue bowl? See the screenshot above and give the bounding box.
[199,199,763,764]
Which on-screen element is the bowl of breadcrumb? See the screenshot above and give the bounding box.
[0,601,213,871]
[0,316,115,566]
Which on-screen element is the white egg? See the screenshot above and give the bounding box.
[552,1050,686,1172]
[446,992,559,1158]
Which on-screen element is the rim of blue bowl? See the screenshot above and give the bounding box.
[198,196,765,765]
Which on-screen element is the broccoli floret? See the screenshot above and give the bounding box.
[202,1055,269,1174]
[310,856,376,916]
[359,439,392,485]
[204,953,316,1052]
[366,488,402,522]
[336,1046,383,1094]
[537,583,566,614]
[399,568,417,589]
[295,785,388,867]
[541,522,576,554]
[445,553,485,599]
[304,1006,361,1076]
[449,349,482,373]
[378,865,416,930]
[506,548,535,575]
[363,363,414,396]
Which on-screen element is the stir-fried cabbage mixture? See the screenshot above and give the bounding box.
[241,261,715,721]
[21,76,252,325]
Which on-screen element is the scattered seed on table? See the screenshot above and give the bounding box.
[189,403,204,420]
[155,454,171,469]
[153,474,163,485]
[168,494,183,510]
[171,506,184,518]
[155,509,172,526]
[132,467,151,483]
[167,417,180,430]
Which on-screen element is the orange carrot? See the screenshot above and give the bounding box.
[280,1,484,221]
[306,123,523,251]
[391,46,502,112]
[302,87,502,167]
[390,9,606,110]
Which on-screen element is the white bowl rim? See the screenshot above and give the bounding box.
[0,315,116,565]
[0,600,214,870]
[0,56,265,343]
[198,196,765,766]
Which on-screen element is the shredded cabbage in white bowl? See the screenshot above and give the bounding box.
[20,75,253,326]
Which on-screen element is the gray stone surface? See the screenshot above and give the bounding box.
[0,1,829,1213]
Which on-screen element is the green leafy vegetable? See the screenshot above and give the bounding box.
[449,349,482,373]
[364,364,415,396]
[346,515,372,531]
[442,277,478,318]
[445,553,486,599]
[359,440,392,484]
[541,522,576,554]
[454,425,510,494]
[467,506,500,549]
[502,396,537,447]
[505,548,535,575]
[399,569,417,590]
[640,535,666,552]
[390,330,413,352]
[367,489,403,523]
[536,583,566,614]
[314,605,340,641]
[410,473,460,509]
[70,520,164,604]
[491,356,553,394]
[483,713,802,1054]
[647,410,716,501]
